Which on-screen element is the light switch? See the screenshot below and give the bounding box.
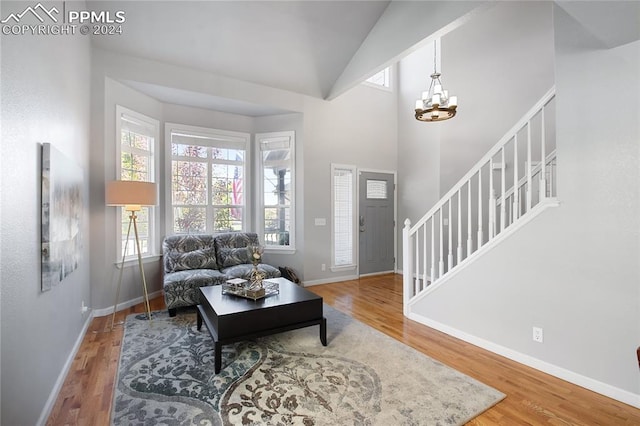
[315,218,326,226]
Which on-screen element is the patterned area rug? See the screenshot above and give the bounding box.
[112,306,505,425]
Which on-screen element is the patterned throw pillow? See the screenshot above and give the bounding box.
[171,248,218,271]
[217,247,251,268]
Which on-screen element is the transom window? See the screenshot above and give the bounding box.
[364,67,391,89]
[166,124,249,234]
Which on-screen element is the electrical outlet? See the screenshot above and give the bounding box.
[81,301,88,314]
[532,326,543,343]
[321,264,326,271]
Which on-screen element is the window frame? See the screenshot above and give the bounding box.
[255,131,296,253]
[115,105,160,261]
[330,163,357,271]
[165,122,250,235]
[362,66,392,91]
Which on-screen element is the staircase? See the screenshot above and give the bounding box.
[402,88,558,314]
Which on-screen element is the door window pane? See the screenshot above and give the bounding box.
[366,179,387,199]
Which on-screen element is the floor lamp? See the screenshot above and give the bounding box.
[106,180,158,330]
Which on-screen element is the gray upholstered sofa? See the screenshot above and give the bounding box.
[162,232,281,316]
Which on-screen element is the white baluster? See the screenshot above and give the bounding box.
[477,170,483,248]
[414,227,420,294]
[448,200,453,271]
[549,159,555,197]
[501,147,506,232]
[489,158,495,239]
[513,134,520,220]
[467,181,473,257]
[422,224,427,288]
[457,189,463,263]
[439,209,445,278]
[430,217,435,282]
[540,106,547,200]
[402,219,412,312]
[509,195,513,225]
[526,121,532,212]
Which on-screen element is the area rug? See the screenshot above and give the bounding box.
[112,306,505,425]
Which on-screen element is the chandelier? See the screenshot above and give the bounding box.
[415,40,458,122]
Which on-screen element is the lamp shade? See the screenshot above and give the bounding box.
[106,181,157,207]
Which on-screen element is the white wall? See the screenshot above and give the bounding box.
[0,1,92,423]
[397,44,441,237]
[408,4,640,404]
[439,1,555,195]
[93,48,305,115]
[90,77,164,311]
[302,83,398,283]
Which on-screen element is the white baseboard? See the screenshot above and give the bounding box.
[37,312,94,426]
[358,270,394,278]
[303,274,359,287]
[92,290,163,317]
[303,271,400,287]
[408,312,640,409]
[37,289,165,424]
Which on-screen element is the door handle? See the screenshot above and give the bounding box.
[359,215,365,232]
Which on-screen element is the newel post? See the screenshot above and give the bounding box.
[402,218,413,317]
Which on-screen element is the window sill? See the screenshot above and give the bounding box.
[361,81,392,93]
[114,254,162,269]
[265,247,296,255]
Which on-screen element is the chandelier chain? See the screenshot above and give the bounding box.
[433,40,437,74]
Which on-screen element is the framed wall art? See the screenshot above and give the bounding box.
[41,143,83,291]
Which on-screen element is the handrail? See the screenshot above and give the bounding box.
[497,149,557,205]
[410,87,555,234]
[403,87,557,307]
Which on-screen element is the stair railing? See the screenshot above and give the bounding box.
[403,88,556,313]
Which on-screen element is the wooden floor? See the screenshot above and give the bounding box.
[48,274,640,425]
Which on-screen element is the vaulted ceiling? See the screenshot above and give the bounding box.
[89,1,390,99]
[88,1,639,111]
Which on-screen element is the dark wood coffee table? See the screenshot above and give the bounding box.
[197,277,327,373]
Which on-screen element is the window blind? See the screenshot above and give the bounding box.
[333,166,355,267]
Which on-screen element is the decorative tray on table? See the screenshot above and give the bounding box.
[222,278,280,300]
